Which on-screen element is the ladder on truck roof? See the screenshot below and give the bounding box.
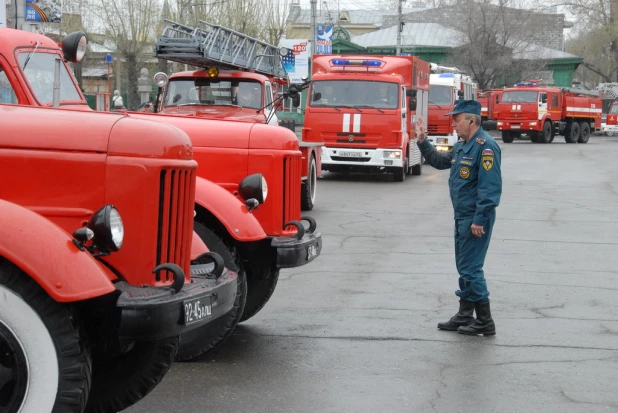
[155,19,287,78]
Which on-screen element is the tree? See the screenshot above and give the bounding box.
[93,0,162,109]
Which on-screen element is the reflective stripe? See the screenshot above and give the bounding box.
[343,114,350,132]
[353,114,361,133]
[565,107,603,113]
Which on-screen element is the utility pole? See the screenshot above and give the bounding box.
[310,0,317,74]
[396,0,403,56]
[14,0,26,30]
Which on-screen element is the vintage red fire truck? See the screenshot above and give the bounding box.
[304,55,429,181]
[426,64,477,152]
[494,82,602,143]
[153,19,323,211]
[1,27,322,361]
[0,33,238,413]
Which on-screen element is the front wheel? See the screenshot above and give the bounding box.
[175,222,248,361]
[240,266,280,323]
[301,155,317,211]
[540,121,552,143]
[0,260,92,413]
[501,131,514,143]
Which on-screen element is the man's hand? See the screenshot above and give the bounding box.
[416,116,426,142]
[471,223,485,237]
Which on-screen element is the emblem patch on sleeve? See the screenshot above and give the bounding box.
[482,156,494,171]
[482,148,494,156]
[460,166,470,179]
[475,137,487,145]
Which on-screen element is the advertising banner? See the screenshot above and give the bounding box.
[279,38,309,84]
[316,25,333,55]
[26,0,62,23]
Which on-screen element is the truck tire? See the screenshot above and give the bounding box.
[240,266,280,323]
[393,155,407,182]
[578,122,590,143]
[501,131,514,143]
[540,121,552,143]
[0,260,92,413]
[411,157,423,175]
[301,155,317,211]
[175,222,247,361]
[85,337,178,413]
[565,121,580,143]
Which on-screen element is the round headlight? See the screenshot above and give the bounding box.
[88,205,124,252]
[153,72,169,88]
[61,32,88,63]
[238,173,267,204]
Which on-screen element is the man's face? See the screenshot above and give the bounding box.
[452,113,471,139]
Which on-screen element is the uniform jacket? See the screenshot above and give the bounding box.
[418,128,502,225]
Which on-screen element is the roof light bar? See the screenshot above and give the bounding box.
[331,59,383,67]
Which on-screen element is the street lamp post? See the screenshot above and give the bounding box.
[105,53,113,110]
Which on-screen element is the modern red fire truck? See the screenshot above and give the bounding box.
[152,19,323,211]
[494,81,602,143]
[426,64,477,152]
[303,55,429,182]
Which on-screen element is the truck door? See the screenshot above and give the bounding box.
[401,86,407,141]
[264,81,278,125]
[538,91,547,120]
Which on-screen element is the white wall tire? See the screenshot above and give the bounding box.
[0,261,91,413]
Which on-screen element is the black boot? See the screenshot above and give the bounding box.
[437,300,475,331]
[458,301,496,336]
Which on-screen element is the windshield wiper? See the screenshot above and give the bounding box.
[354,105,384,113]
[22,41,41,71]
[336,105,362,113]
[429,100,443,109]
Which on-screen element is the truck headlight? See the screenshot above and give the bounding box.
[383,150,401,159]
[529,121,537,126]
[88,205,124,252]
[238,173,268,204]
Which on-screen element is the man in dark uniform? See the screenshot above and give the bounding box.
[415,100,502,336]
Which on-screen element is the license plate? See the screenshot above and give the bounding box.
[307,244,319,261]
[183,297,212,325]
[511,125,520,129]
[437,138,447,144]
[339,151,362,157]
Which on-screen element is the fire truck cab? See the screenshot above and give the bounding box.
[427,64,477,152]
[495,82,602,144]
[305,55,429,182]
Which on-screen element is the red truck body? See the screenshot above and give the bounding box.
[304,55,429,182]
[607,101,618,126]
[495,83,602,144]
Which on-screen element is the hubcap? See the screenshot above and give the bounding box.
[0,322,28,411]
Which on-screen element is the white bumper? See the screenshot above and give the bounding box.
[428,134,457,151]
[322,147,405,167]
[602,124,618,133]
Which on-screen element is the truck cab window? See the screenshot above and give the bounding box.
[17,52,81,104]
[0,67,18,104]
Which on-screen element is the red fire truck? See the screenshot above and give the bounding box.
[494,82,602,143]
[1,27,322,361]
[0,33,238,412]
[607,101,618,128]
[304,55,429,181]
[426,64,477,152]
[153,19,323,211]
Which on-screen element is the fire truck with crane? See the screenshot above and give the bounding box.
[597,83,618,135]
[151,19,323,211]
[303,55,429,182]
[426,63,477,152]
[0,27,322,362]
[494,81,602,144]
[0,30,238,412]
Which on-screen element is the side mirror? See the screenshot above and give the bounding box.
[292,95,301,107]
[409,97,417,111]
[457,90,464,99]
[406,89,417,97]
[312,92,322,101]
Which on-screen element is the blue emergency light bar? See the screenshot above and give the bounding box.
[516,82,537,87]
[331,59,382,67]
[438,73,455,78]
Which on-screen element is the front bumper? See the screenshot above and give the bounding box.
[271,216,322,268]
[497,121,541,131]
[321,147,404,168]
[114,262,237,341]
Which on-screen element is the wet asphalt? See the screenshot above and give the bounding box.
[124,132,618,413]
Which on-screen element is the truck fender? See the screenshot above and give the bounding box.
[193,177,267,242]
[0,199,115,303]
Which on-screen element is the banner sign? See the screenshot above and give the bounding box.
[279,38,309,84]
[26,0,62,23]
[316,25,333,55]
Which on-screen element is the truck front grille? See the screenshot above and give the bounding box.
[156,168,195,281]
[282,155,301,229]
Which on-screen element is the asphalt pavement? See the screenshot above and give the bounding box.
[125,132,618,413]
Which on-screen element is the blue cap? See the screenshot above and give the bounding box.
[444,99,481,116]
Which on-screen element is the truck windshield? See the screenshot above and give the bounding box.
[609,104,618,114]
[17,52,82,104]
[309,80,398,109]
[429,85,452,105]
[502,91,538,103]
[165,79,263,109]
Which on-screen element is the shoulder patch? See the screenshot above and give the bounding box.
[482,148,494,156]
[475,137,487,145]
